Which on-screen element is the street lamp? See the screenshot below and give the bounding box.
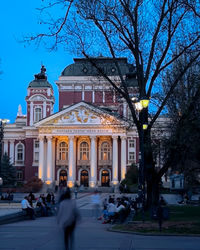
[0,119,10,179]
[133,96,149,215]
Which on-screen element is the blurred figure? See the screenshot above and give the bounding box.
[74,183,78,199]
[57,188,80,250]
[91,190,101,219]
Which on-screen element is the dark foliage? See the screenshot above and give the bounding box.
[1,153,16,186]
[23,176,43,193]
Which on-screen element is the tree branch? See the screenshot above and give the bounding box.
[149,51,200,129]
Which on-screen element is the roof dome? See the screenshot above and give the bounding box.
[28,66,53,88]
[62,57,136,78]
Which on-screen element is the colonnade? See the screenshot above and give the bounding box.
[38,134,127,187]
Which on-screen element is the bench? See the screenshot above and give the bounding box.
[0,211,28,225]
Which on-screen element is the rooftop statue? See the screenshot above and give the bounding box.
[17,104,22,116]
[34,65,47,80]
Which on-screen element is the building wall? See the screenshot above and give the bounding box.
[24,138,37,181]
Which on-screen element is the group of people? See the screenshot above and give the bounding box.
[91,192,137,224]
[21,191,55,219]
[0,190,14,201]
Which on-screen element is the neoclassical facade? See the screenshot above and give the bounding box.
[3,57,141,188]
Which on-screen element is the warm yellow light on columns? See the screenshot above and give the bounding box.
[121,136,127,180]
[90,136,97,188]
[68,136,74,188]
[38,136,44,180]
[112,135,118,185]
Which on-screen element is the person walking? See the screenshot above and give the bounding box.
[91,190,101,219]
[57,188,80,250]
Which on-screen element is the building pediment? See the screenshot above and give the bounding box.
[34,102,129,128]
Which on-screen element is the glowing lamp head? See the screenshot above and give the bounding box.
[140,97,149,108]
[143,124,148,130]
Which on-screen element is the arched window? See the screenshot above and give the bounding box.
[101,142,110,160]
[15,143,25,164]
[80,142,89,160]
[59,142,68,161]
[17,144,23,161]
[34,107,42,122]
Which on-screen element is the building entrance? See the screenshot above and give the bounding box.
[59,169,67,187]
[101,170,110,187]
[80,170,89,187]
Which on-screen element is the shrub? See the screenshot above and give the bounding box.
[23,177,43,193]
[120,164,138,192]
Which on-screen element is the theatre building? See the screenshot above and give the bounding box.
[3,57,142,188]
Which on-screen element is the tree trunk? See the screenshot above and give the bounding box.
[143,128,160,209]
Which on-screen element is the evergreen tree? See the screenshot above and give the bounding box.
[1,153,16,186]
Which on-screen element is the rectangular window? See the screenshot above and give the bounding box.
[34,152,39,162]
[35,141,39,148]
[33,140,39,162]
[17,171,23,180]
[129,152,135,161]
[129,139,135,148]
[17,152,23,161]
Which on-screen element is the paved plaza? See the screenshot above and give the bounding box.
[0,193,200,249]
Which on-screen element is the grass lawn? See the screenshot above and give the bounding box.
[111,205,200,235]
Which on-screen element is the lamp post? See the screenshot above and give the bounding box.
[0,119,10,178]
[133,96,149,216]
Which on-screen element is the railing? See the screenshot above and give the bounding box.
[56,160,68,165]
[77,160,90,166]
[98,160,112,166]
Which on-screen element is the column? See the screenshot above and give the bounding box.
[121,136,127,180]
[38,136,45,181]
[9,140,15,164]
[113,91,116,103]
[112,135,118,185]
[3,140,8,155]
[46,136,53,184]
[90,136,97,187]
[103,90,105,103]
[68,136,75,188]
[92,89,95,103]
[52,138,56,183]
[73,137,77,185]
[43,101,46,118]
[123,101,127,118]
[82,86,85,101]
[30,102,33,126]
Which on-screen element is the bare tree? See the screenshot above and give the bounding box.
[25,0,200,207]
[162,53,200,188]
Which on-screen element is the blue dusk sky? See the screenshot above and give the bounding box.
[0,1,74,123]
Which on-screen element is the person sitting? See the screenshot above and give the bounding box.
[28,192,35,207]
[51,192,55,205]
[102,200,117,224]
[21,196,35,220]
[36,194,47,216]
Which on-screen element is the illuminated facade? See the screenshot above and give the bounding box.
[3,57,142,188]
